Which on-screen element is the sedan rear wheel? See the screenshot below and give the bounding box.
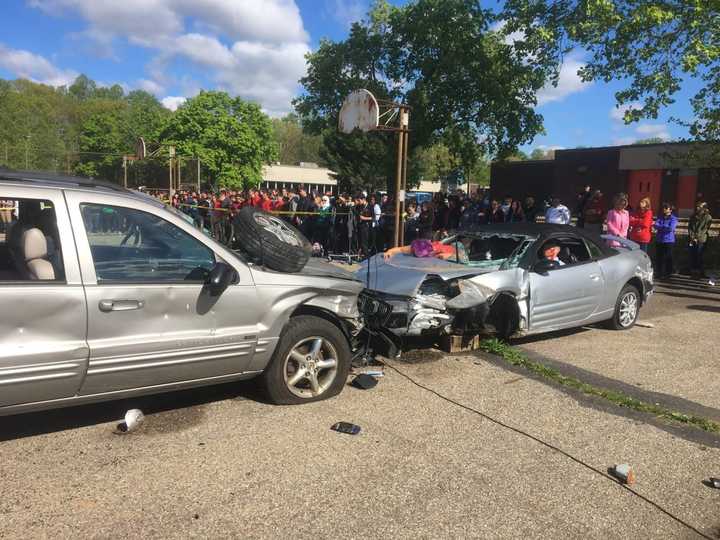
[608,284,640,330]
[261,316,351,404]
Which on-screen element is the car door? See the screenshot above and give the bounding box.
[528,236,605,331]
[0,186,89,408]
[65,191,261,395]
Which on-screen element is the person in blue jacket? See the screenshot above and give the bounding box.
[654,202,678,279]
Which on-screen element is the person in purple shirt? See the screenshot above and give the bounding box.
[654,202,678,279]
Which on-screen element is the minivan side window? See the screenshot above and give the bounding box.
[80,204,215,283]
[0,197,65,282]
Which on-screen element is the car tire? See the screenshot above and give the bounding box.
[233,206,311,273]
[490,294,519,341]
[607,284,640,330]
[260,315,351,405]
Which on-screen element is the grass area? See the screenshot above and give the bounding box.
[478,338,720,435]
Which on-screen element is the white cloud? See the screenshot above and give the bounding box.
[29,0,310,114]
[537,56,591,106]
[535,144,566,151]
[327,0,367,29]
[161,96,187,111]
[489,20,525,47]
[612,123,671,145]
[635,123,671,140]
[610,101,643,122]
[137,78,164,95]
[0,44,78,86]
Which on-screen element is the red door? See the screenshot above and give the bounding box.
[627,170,662,211]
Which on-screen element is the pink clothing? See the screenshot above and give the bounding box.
[606,209,629,238]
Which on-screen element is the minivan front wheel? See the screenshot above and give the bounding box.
[261,316,351,404]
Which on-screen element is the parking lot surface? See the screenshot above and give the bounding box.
[1,280,719,539]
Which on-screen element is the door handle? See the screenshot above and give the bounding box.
[99,299,145,312]
[589,274,601,281]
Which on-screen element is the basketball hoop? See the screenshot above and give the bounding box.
[338,89,410,248]
[338,89,380,134]
[136,137,146,160]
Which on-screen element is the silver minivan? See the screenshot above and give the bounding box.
[0,171,394,416]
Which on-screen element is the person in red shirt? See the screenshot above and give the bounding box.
[260,191,273,212]
[628,197,653,252]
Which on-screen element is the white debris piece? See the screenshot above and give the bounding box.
[115,409,145,433]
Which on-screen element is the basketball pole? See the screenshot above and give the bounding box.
[394,128,403,248]
[399,108,409,247]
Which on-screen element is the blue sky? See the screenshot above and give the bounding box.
[0,0,694,153]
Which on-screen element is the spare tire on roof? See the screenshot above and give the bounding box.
[233,206,311,273]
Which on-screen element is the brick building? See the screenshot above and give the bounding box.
[490,142,719,217]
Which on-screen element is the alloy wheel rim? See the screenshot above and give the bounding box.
[619,292,638,327]
[283,337,338,398]
[254,214,303,247]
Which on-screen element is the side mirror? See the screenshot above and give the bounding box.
[532,258,559,275]
[206,262,238,296]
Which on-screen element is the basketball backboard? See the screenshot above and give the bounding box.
[338,89,379,134]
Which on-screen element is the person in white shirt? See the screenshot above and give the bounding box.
[541,240,566,266]
[545,197,571,225]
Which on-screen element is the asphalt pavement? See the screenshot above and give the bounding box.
[1,276,719,539]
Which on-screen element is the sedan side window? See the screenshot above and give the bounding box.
[585,239,604,260]
[555,237,591,266]
[81,204,215,283]
[536,237,592,270]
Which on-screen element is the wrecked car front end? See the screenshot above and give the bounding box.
[356,231,537,339]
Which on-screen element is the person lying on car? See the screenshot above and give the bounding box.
[383,238,469,263]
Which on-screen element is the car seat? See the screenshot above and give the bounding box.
[21,228,55,280]
[559,246,578,265]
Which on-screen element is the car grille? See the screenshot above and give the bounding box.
[358,291,393,329]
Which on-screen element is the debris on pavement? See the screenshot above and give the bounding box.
[330,422,361,435]
[610,463,636,485]
[707,477,720,489]
[351,373,379,390]
[114,409,145,434]
[635,321,655,329]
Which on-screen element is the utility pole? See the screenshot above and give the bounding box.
[168,146,176,197]
[122,156,128,188]
[177,157,182,190]
[197,157,201,191]
[25,135,30,170]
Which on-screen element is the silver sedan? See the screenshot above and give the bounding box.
[358,223,654,339]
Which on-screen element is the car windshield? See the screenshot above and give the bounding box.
[443,233,536,269]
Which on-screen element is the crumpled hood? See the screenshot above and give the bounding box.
[296,257,360,281]
[356,254,499,297]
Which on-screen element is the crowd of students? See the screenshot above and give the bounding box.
[572,186,714,279]
[146,183,714,279]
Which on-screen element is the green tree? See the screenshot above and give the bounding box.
[160,91,277,189]
[634,137,666,145]
[295,0,553,192]
[271,114,324,165]
[0,79,75,171]
[501,0,720,142]
[74,100,127,180]
[529,148,556,160]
